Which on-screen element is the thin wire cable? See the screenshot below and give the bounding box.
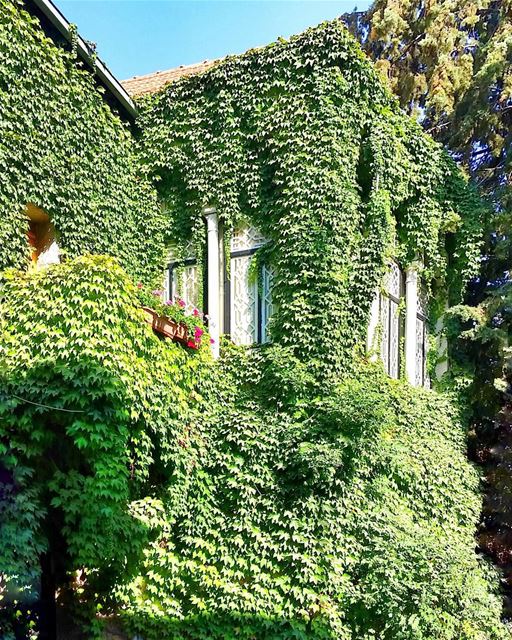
[7,394,85,413]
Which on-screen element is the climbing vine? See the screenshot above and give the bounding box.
[137,20,486,380]
[0,4,507,639]
[0,0,167,285]
[1,258,508,638]
[0,256,212,637]
[113,347,509,640]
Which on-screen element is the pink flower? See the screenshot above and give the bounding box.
[210,338,215,345]
[177,298,186,308]
[165,299,173,306]
[193,308,200,317]
[137,282,143,289]
[194,327,204,339]
[152,289,163,297]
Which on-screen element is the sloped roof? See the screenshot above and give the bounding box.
[122,60,219,97]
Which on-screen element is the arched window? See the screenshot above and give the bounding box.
[367,262,432,387]
[415,290,429,387]
[26,204,60,267]
[225,225,273,345]
[378,261,404,379]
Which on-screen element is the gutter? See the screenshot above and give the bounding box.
[29,0,138,119]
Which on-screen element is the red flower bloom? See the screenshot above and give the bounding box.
[137,282,143,289]
[187,340,198,349]
[193,308,200,317]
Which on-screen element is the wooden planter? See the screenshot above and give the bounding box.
[142,307,189,345]
[142,306,158,327]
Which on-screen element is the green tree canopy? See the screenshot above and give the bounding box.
[344,0,511,218]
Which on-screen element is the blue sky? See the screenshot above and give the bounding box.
[56,1,371,80]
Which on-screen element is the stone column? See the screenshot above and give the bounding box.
[204,208,220,358]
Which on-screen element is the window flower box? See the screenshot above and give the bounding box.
[141,306,158,327]
[141,306,189,345]
[138,285,207,350]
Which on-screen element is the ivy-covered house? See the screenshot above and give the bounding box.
[0,0,168,283]
[1,0,480,385]
[2,1,509,639]
[120,28,482,387]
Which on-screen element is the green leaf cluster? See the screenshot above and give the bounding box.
[1,261,508,637]
[111,346,508,639]
[0,0,167,285]
[0,256,211,634]
[136,20,486,381]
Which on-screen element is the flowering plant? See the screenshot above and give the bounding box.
[136,284,209,349]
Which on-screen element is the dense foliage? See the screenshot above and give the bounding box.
[443,286,512,615]
[344,0,511,215]
[0,258,508,639]
[0,0,167,284]
[136,20,485,381]
[0,256,211,637]
[113,346,509,640]
[0,5,507,639]
[343,0,512,612]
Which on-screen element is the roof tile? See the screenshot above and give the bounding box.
[121,60,218,97]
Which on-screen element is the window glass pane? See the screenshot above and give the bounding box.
[231,225,267,252]
[163,267,171,302]
[416,289,429,387]
[261,266,274,343]
[163,242,200,312]
[229,225,270,345]
[389,300,400,379]
[230,254,258,345]
[164,265,199,311]
[180,265,200,312]
[417,289,427,317]
[380,294,390,370]
[378,261,403,379]
[415,317,426,386]
[386,261,401,299]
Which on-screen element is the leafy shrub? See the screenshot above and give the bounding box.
[0,256,211,635]
[112,351,509,640]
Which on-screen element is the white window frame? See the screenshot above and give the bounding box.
[368,262,430,387]
[414,289,429,387]
[379,261,404,379]
[224,225,273,346]
[164,257,200,312]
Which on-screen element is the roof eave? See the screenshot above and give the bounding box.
[29,0,138,119]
